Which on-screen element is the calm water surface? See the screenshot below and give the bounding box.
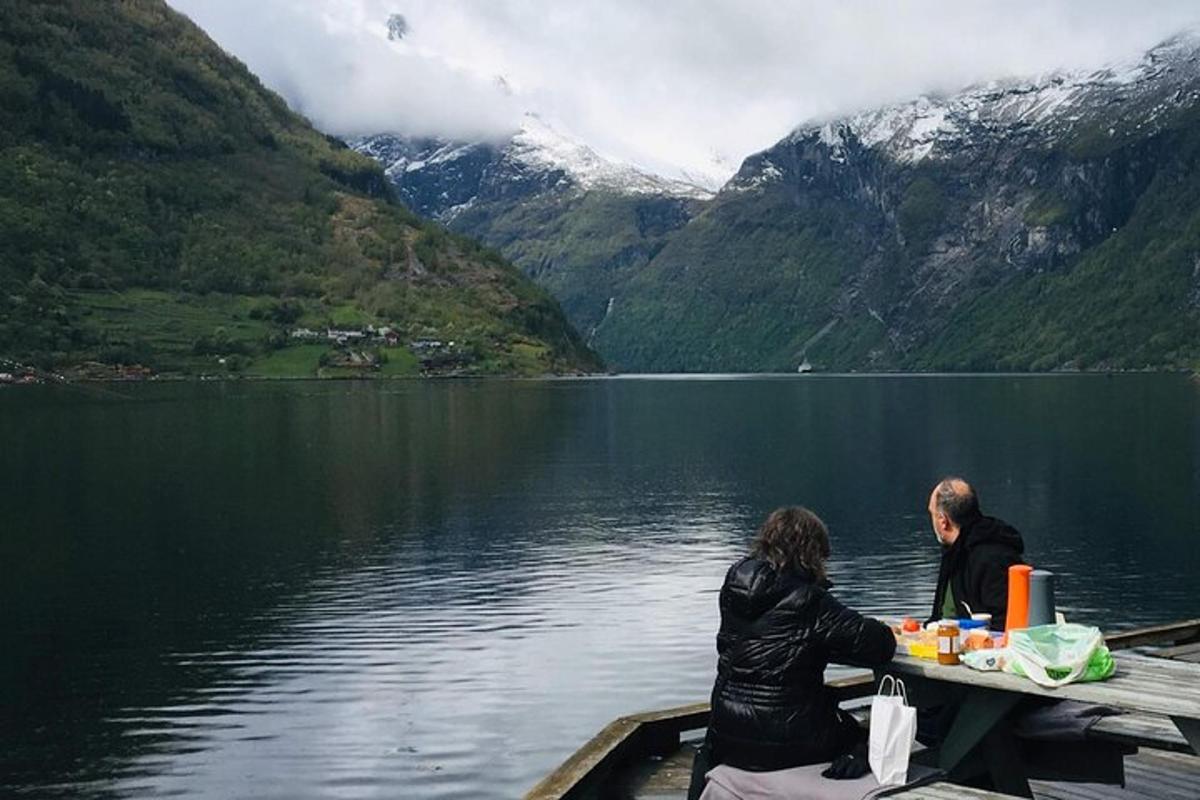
[2,375,1198,798]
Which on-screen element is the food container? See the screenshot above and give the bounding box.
[963,629,994,651]
[892,621,940,660]
[937,619,961,665]
[909,641,939,660]
[957,618,988,650]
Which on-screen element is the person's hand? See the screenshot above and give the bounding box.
[821,750,870,780]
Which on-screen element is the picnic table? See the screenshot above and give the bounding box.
[877,650,1200,798]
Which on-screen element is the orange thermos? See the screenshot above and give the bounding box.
[1005,564,1033,633]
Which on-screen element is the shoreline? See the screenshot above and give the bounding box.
[1,366,1193,387]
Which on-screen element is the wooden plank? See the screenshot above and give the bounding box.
[828,671,878,701]
[1152,640,1200,662]
[628,702,709,728]
[621,739,697,797]
[523,716,640,800]
[524,674,881,799]
[894,783,1021,799]
[1105,618,1200,650]
[1121,757,1200,800]
[1088,713,1192,752]
[615,735,1200,800]
[880,652,1200,720]
[620,673,878,734]
[803,749,1200,800]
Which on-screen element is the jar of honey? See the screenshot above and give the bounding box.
[937,619,961,665]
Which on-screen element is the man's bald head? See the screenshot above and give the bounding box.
[927,476,980,545]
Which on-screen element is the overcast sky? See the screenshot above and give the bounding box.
[169,1,1200,184]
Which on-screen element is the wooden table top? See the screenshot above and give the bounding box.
[880,652,1200,720]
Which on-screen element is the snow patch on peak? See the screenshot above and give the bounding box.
[785,29,1200,167]
[818,123,842,148]
[850,96,959,162]
[508,114,712,199]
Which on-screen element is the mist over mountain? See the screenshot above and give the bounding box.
[359,32,1200,371]
[170,0,1200,190]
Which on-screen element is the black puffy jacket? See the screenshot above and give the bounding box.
[706,556,896,772]
[928,514,1025,630]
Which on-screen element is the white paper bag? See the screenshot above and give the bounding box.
[868,675,916,786]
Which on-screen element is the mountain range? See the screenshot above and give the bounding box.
[353,114,712,347]
[0,0,598,378]
[358,33,1200,372]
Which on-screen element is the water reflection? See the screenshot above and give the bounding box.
[1,375,1198,798]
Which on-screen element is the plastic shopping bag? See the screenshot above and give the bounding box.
[1004,623,1116,688]
[961,648,1008,671]
[869,675,916,785]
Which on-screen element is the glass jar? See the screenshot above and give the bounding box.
[937,619,961,665]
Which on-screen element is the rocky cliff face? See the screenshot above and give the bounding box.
[596,32,1200,371]
[360,34,1200,372]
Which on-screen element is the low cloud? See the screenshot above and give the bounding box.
[170,0,522,144]
[169,1,1200,183]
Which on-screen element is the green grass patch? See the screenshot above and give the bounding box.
[326,304,376,328]
[378,347,420,376]
[1024,192,1071,227]
[69,288,273,370]
[246,344,327,377]
[507,340,551,375]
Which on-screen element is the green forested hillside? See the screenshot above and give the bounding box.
[905,111,1200,371]
[0,0,599,376]
[452,190,698,339]
[595,102,1200,373]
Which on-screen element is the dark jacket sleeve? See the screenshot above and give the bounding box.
[972,546,1022,630]
[815,591,896,668]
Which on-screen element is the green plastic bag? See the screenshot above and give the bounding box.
[1004,623,1116,687]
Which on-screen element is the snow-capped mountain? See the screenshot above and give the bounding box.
[353,113,710,224]
[354,32,1200,373]
[595,31,1200,371]
[733,31,1200,188]
[353,114,711,341]
[506,115,713,198]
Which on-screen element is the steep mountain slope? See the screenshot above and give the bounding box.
[359,33,1200,373]
[596,34,1200,371]
[0,0,598,376]
[354,116,710,342]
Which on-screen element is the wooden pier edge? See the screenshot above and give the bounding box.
[521,619,1200,800]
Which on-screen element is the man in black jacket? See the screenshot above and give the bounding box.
[927,477,1025,629]
[918,478,1034,769]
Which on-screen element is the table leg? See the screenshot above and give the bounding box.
[1171,716,1200,756]
[937,688,1018,771]
[938,688,1031,798]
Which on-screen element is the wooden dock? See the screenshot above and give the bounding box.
[525,620,1200,800]
[613,727,1200,799]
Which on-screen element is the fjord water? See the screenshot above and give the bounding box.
[2,375,1198,799]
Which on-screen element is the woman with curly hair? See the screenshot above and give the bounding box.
[688,506,896,798]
